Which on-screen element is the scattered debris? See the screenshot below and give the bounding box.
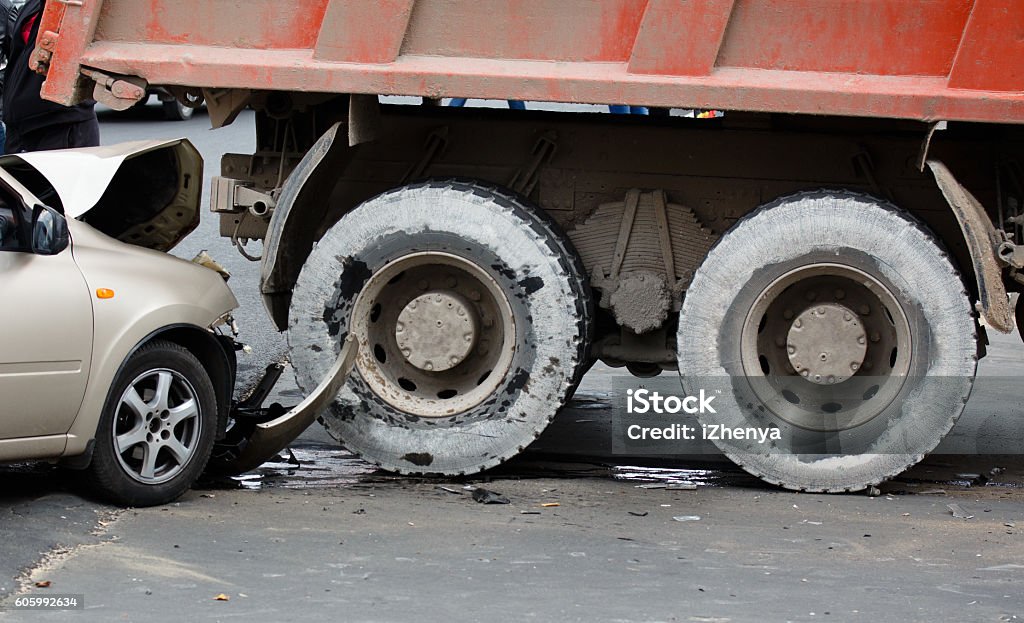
[435,486,462,495]
[628,511,649,517]
[668,482,698,490]
[956,473,989,486]
[521,510,541,515]
[200,493,215,499]
[920,488,947,495]
[866,486,881,497]
[634,481,698,490]
[471,488,510,504]
[799,520,823,525]
[947,503,975,520]
[34,581,51,588]
[1004,522,1015,528]
[673,515,701,522]
[214,594,230,602]
[540,503,560,508]
[352,508,366,515]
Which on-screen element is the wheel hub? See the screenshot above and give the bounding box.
[395,292,479,372]
[786,303,866,384]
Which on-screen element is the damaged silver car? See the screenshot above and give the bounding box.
[0,139,239,506]
[0,139,358,506]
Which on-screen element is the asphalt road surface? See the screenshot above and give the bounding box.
[1,103,1022,622]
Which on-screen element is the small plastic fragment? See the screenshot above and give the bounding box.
[947,503,975,519]
[471,488,510,504]
[667,482,697,490]
[673,515,701,522]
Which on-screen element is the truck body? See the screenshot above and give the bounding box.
[33,0,1024,491]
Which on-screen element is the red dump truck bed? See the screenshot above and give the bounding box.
[36,0,1024,124]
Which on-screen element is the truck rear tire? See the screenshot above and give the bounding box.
[288,179,592,475]
[676,191,977,492]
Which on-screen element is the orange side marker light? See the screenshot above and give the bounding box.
[96,288,115,299]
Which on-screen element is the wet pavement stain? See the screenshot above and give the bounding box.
[187,442,1024,497]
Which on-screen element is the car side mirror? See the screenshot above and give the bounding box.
[31,205,70,256]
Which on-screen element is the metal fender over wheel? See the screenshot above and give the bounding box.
[288,179,592,475]
[677,191,977,492]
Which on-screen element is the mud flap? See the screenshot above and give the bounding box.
[226,335,357,474]
[926,159,1013,333]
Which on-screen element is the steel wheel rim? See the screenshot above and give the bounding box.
[350,251,517,418]
[739,263,912,432]
[113,368,203,485]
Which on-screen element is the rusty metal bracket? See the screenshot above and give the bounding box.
[509,131,557,196]
[203,88,253,129]
[927,159,1013,333]
[80,68,147,110]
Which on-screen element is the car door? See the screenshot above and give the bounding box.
[0,168,93,440]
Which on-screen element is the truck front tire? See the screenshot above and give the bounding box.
[677,191,977,492]
[288,179,592,475]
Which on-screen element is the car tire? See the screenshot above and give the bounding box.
[163,100,194,121]
[677,190,977,492]
[289,178,592,475]
[86,340,218,506]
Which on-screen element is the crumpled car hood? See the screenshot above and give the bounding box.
[0,138,203,251]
